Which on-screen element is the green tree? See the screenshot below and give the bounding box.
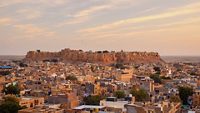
[160,76,171,80]
[114,90,125,99]
[114,63,125,69]
[130,88,149,102]
[0,71,11,75]
[154,67,161,74]
[103,50,109,53]
[83,95,100,105]
[3,84,20,95]
[0,96,22,113]
[3,96,19,103]
[66,75,77,81]
[178,86,193,105]
[150,74,162,84]
[190,72,196,76]
[170,95,181,103]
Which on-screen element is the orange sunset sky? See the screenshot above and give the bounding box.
[0,0,200,56]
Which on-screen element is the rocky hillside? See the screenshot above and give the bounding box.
[25,48,164,64]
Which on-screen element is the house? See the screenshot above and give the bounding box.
[116,69,133,83]
[47,93,79,110]
[19,97,44,108]
[100,97,132,113]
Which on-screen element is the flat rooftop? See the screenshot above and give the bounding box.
[74,105,105,110]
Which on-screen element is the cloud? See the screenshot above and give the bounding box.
[16,9,42,19]
[73,0,135,18]
[0,0,68,8]
[0,17,55,38]
[61,16,89,25]
[0,0,25,7]
[74,5,111,17]
[57,4,111,26]
[57,0,135,26]
[78,15,200,40]
[14,24,56,38]
[80,2,200,33]
[0,18,14,25]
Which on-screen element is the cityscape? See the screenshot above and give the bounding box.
[0,0,200,113]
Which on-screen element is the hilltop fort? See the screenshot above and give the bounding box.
[25,48,164,64]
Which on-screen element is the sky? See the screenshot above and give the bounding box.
[0,0,200,56]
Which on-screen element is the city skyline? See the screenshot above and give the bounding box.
[0,0,200,56]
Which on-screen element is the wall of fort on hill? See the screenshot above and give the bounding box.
[25,48,164,64]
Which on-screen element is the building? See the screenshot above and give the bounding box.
[192,88,200,107]
[47,93,79,110]
[125,101,181,113]
[19,97,44,108]
[18,106,64,113]
[100,97,131,113]
[116,69,133,83]
[73,105,105,113]
[0,76,6,93]
[132,75,155,93]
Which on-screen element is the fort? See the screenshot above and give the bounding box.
[25,48,164,64]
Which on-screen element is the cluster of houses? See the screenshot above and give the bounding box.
[0,60,200,113]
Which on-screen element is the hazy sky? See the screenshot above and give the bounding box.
[0,0,200,56]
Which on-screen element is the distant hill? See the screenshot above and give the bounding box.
[162,56,200,63]
[0,55,25,61]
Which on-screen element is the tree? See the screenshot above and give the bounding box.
[161,76,171,80]
[19,62,28,67]
[103,50,109,53]
[130,88,149,102]
[3,96,19,103]
[0,96,22,113]
[0,71,11,75]
[65,75,77,81]
[3,84,20,95]
[97,51,102,54]
[36,50,40,52]
[114,90,125,99]
[114,63,125,69]
[83,95,100,105]
[190,72,196,76]
[170,95,181,103]
[178,86,193,105]
[150,74,162,84]
[154,67,161,74]
[177,68,182,72]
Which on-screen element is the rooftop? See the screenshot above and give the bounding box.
[74,105,105,110]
